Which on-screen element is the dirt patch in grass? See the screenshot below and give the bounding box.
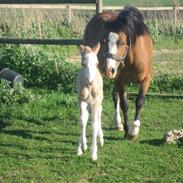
[153,49,183,75]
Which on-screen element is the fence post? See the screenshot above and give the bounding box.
[67,5,72,23]
[173,4,177,26]
[96,0,103,14]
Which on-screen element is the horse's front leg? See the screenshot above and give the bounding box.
[77,101,89,156]
[118,88,129,138]
[127,77,151,140]
[112,86,124,131]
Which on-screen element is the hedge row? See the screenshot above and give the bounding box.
[0,45,182,94]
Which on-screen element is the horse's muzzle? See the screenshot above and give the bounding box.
[105,67,116,79]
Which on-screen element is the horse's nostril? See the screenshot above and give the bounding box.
[111,68,115,74]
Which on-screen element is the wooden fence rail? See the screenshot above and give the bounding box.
[0,0,103,45]
[0,0,96,4]
[0,38,83,45]
[0,1,182,45]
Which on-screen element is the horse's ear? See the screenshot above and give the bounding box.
[80,44,85,54]
[93,43,100,54]
[99,12,118,23]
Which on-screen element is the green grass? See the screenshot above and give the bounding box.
[103,0,183,6]
[153,37,183,50]
[0,89,183,182]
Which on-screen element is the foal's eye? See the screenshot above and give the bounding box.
[83,63,87,67]
[82,60,86,67]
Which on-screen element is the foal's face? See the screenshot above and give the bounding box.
[106,32,128,79]
[80,44,100,85]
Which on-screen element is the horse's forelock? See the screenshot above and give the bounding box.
[99,12,119,23]
[105,6,150,47]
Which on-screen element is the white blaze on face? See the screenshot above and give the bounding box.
[107,32,119,77]
[83,52,98,84]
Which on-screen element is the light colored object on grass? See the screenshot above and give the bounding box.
[164,129,183,144]
[76,43,104,161]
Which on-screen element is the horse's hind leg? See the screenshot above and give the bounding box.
[127,76,151,140]
[112,85,124,131]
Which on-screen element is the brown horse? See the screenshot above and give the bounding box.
[84,6,153,140]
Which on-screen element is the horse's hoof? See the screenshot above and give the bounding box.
[125,133,138,141]
[115,126,124,131]
[126,120,140,140]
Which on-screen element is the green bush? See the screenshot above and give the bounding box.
[0,45,79,92]
[0,79,32,105]
[150,74,183,93]
[0,45,182,94]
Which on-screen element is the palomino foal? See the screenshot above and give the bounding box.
[76,43,104,161]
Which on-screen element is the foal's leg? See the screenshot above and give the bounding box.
[97,105,104,147]
[77,101,89,156]
[127,77,151,140]
[91,105,100,161]
[112,85,124,131]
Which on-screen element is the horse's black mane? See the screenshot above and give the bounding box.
[105,6,150,46]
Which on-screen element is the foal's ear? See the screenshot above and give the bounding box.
[80,44,85,54]
[93,43,100,54]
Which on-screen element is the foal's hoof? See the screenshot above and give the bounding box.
[91,154,98,161]
[82,144,87,152]
[77,149,83,156]
[99,138,104,147]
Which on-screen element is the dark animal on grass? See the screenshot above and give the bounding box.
[84,6,153,140]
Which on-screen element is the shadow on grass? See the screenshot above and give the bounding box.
[102,127,115,131]
[1,150,75,160]
[17,115,61,126]
[1,129,49,141]
[18,116,44,126]
[178,143,183,148]
[0,112,12,130]
[140,138,165,146]
[1,129,78,145]
[0,119,10,130]
[105,136,123,142]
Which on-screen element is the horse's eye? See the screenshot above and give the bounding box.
[117,41,125,47]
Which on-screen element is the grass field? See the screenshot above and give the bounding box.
[0,1,183,182]
[0,90,183,182]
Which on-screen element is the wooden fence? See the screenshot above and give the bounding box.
[0,1,182,45]
[0,0,103,45]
